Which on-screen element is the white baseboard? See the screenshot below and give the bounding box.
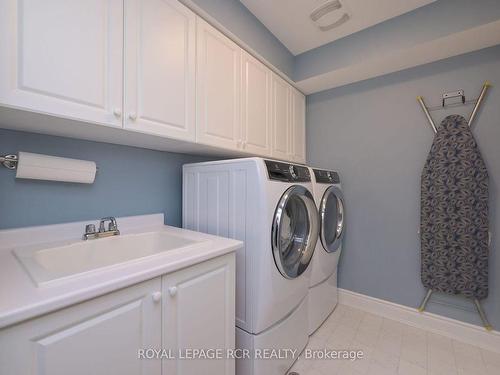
[338,288,500,353]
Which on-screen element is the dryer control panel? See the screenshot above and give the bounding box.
[313,169,340,184]
[265,160,311,182]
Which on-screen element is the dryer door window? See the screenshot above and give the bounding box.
[272,185,319,279]
[320,186,345,253]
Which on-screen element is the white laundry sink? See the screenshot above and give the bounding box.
[13,231,202,286]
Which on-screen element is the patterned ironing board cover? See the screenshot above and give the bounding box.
[421,114,489,300]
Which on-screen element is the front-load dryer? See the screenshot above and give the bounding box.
[183,158,318,375]
[307,168,345,334]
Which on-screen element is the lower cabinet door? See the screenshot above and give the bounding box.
[162,254,235,375]
[0,278,162,375]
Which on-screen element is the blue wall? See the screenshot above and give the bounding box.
[190,0,294,77]
[306,45,500,328]
[0,129,209,229]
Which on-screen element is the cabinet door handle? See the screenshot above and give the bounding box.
[152,291,162,302]
[113,108,122,118]
[168,286,178,297]
[129,113,137,121]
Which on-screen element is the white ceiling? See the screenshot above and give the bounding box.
[240,0,437,55]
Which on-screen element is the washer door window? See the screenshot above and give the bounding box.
[320,186,345,253]
[272,185,319,279]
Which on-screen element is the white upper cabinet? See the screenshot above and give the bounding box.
[270,76,307,163]
[0,0,123,127]
[271,74,291,161]
[0,1,305,162]
[291,88,306,163]
[124,0,196,141]
[241,51,272,156]
[196,18,241,150]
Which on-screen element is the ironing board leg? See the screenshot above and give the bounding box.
[468,81,491,129]
[418,289,433,312]
[416,96,437,133]
[473,299,493,331]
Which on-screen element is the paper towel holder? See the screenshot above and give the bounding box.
[0,154,18,170]
[1,152,99,172]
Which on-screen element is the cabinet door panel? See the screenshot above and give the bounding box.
[241,52,271,156]
[0,279,161,375]
[0,0,123,126]
[271,74,291,161]
[162,255,235,375]
[196,18,241,149]
[291,89,306,163]
[124,0,195,140]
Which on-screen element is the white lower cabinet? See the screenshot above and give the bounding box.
[0,278,162,375]
[162,255,235,375]
[0,254,235,375]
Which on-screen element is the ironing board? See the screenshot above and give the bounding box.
[421,115,489,299]
[416,82,492,330]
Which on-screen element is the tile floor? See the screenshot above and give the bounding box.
[289,305,500,375]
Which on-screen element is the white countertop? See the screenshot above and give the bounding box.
[0,214,241,329]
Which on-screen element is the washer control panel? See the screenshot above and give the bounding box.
[313,169,340,184]
[265,160,310,182]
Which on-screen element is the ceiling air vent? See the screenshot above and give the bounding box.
[310,0,350,32]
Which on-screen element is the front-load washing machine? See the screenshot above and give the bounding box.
[183,158,319,375]
[307,168,345,334]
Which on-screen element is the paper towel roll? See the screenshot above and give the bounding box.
[15,152,97,184]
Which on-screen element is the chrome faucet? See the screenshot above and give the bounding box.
[83,217,120,240]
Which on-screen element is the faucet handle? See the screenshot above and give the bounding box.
[85,224,96,234]
[98,216,118,233]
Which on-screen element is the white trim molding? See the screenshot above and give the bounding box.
[338,288,500,354]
